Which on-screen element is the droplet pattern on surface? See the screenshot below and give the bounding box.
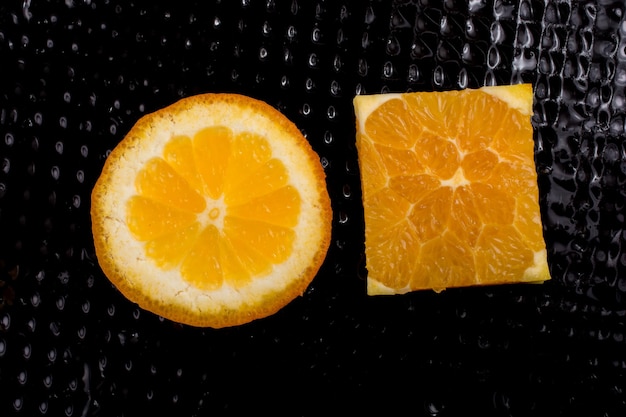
[1,0,625,416]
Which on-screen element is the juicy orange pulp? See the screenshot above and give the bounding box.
[354,84,550,294]
[128,127,300,290]
[91,93,332,328]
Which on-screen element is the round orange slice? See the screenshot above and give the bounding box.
[91,93,332,328]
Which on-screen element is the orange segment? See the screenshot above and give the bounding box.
[388,174,440,203]
[126,196,197,241]
[364,97,422,149]
[135,157,206,213]
[224,217,294,264]
[469,183,515,225]
[228,185,301,228]
[224,158,289,206]
[408,186,453,241]
[354,137,387,196]
[162,135,204,194]
[354,84,550,295]
[415,231,477,290]
[475,225,536,284]
[91,93,332,327]
[144,223,201,269]
[450,186,482,247]
[414,134,460,179]
[193,126,232,199]
[224,131,273,186]
[180,225,224,291]
[460,149,498,182]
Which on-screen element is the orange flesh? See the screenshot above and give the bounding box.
[357,85,549,292]
[127,126,301,290]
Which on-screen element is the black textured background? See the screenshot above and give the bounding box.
[1,0,625,416]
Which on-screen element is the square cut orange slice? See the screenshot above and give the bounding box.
[353,84,550,295]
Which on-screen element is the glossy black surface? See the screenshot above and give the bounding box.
[1,0,625,415]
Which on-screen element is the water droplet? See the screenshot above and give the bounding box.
[433,65,445,86]
[31,292,40,307]
[51,166,60,180]
[330,80,341,96]
[39,400,48,414]
[259,47,268,60]
[458,68,469,88]
[364,6,375,24]
[490,21,505,44]
[17,370,27,384]
[358,58,368,76]
[68,377,78,391]
[262,21,271,36]
[307,53,318,68]
[47,348,56,362]
[336,28,345,45]
[77,326,86,340]
[323,131,333,144]
[76,170,84,183]
[516,23,534,48]
[487,45,501,68]
[383,61,395,78]
[56,296,65,310]
[386,35,401,55]
[301,103,311,116]
[286,25,297,39]
[99,356,107,372]
[5,133,14,146]
[361,31,370,49]
[311,27,321,43]
[519,0,534,20]
[0,339,6,356]
[425,401,443,416]
[22,343,31,359]
[13,397,22,411]
[43,374,53,388]
[326,106,336,120]
[342,184,351,198]
[407,64,420,83]
[49,321,60,336]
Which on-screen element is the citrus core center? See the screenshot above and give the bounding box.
[209,207,220,220]
[200,197,225,230]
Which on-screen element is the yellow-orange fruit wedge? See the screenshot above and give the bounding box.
[354,84,550,295]
[91,93,332,327]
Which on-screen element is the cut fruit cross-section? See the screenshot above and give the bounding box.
[91,93,332,327]
[354,84,550,295]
